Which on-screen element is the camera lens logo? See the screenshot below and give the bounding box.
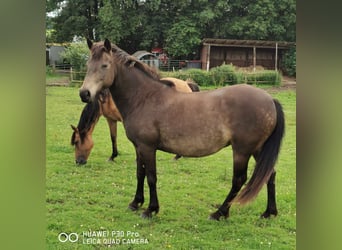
[58,232,79,243]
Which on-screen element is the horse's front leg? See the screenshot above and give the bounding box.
[138,146,159,219]
[128,151,145,211]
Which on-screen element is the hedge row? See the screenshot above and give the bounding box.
[161,64,281,86]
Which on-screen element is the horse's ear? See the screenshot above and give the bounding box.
[104,38,111,52]
[71,125,78,132]
[86,38,93,50]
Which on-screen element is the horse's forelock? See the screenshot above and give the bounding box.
[71,131,76,145]
[90,43,109,60]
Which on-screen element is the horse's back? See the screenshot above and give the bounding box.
[161,77,192,93]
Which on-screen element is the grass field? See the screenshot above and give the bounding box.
[46,85,296,249]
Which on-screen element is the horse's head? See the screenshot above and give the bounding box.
[70,125,94,165]
[79,38,115,103]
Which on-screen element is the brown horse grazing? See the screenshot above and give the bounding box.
[71,88,122,165]
[71,78,199,164]
[79,39,285,221]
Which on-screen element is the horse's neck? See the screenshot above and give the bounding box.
[101,97,122,122]
[110,66,164,119]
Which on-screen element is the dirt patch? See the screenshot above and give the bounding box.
[265,76,296,93]
[46,77,70,86]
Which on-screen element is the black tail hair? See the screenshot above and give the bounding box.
[187,82,200,92]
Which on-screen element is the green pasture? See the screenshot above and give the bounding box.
[46,85,296,249]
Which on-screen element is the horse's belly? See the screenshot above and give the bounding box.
[158,129,231,157]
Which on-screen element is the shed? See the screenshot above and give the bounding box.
[201,38,295,71]
[46,44,66,65]
[132,50,159,68]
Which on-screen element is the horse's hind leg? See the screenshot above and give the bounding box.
[251,152,278,218]
[209,152,250,220]
[107,119,118,161]
[173,154,182,160]
[261,170,278,218]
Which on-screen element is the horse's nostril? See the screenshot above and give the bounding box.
[79,90,91,103]
[76,159,87,165]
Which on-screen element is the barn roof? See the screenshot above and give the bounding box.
[202,38,295,49]
[132,50,157,60]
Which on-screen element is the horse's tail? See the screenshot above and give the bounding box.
[187,82,200,92]
[234,99,285,204]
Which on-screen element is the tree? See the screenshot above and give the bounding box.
[48,0,102,42]
[281,47,296,77]
[97,0,123,43]
[165,18,201,58]
[47,0,296,57]
[223,0,296,41]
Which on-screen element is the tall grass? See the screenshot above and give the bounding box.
[46,85,296,249]
[161,64,282,87]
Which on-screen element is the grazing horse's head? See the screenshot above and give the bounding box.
[79,38,115,103]
[70,125,94,165]
[70,99,100,165]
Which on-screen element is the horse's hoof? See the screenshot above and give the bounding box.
[128,205,138,211]
[128,199,144,211]
[208,215,220,221]
[128,202,140,211]
[107,158,114,162]
[173,155,182,160]
[260,209,278,218]
[141,211,152,219]
[209,210,228,221]
[208,213,221,221]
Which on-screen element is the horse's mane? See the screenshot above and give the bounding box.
[75,96,101,143]
[113,44,161,80]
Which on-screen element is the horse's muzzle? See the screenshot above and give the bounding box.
[76,157,87,165]
[79,89,91,103]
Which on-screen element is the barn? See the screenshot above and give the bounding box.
[201,38,295,71]
[132,50,159,68]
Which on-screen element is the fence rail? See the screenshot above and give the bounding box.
[49,61,281,87]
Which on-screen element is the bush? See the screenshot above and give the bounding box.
[245,70,282,85]
[161,69,212,86]
[183,69,213,86]
[209,64,239,86]
[160,65,281,86]
[60,39,89,72]
[46,65,54,76]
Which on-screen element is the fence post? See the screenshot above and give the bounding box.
[70,67,73,82]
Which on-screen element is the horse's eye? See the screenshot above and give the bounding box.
[101,64,108,69]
